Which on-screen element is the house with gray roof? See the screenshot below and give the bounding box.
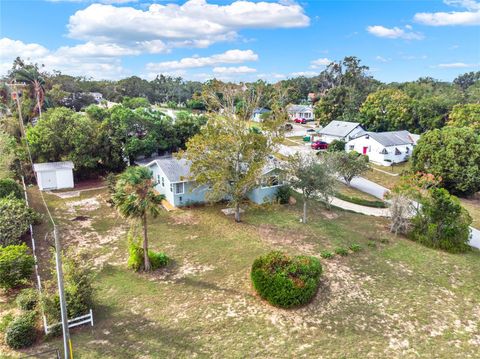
[317,120,364,143]
[346,130,419,166]
[251,108,271,122]
[143,157,285,208]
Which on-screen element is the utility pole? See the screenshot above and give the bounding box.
[8,82,72,359]
[54,225,71,359]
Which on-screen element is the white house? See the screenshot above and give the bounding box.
[346,130,419,166]
[33,161,74,191]
[317,120,364,144]
[286,105,314,121]
[251,108,270,122]
[143,157,284,208]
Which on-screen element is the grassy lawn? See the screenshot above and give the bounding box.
[460,197,480,230]
[2,187,480,358]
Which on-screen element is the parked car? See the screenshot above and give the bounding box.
[294,118,307,124]
[311,141,328,150]
[284,123,293,131]
[306,129,316,133]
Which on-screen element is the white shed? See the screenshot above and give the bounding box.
[33,161,74,191]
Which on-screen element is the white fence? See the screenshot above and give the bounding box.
[43,309,94,334]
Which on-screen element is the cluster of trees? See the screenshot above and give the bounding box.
[388,173,472,253]
[21,105,207,177]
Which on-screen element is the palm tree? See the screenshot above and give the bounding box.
[14,67,45,118]
[113,166,164,271]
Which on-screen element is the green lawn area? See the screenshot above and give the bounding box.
[2,187,480,358]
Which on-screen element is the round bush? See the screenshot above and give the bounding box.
[0,179,23,200]
[251,251,322,308]
[5,312,37,349]
[16,288,38,311]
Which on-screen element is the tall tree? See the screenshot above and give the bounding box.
[447,103,480,133]
[183,82,283,222]
[330,151,369,186]
[113,166,164,271]
[286,153,336,224]
[12,60,46,119]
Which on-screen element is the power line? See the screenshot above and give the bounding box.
[7,83,72,359]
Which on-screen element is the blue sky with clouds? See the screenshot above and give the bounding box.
[0,0,479,82]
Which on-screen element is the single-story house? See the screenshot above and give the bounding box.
[286,105,314,121]
[317,120,364,144]
[346,130,419,166]
[33,161,74,191]
[251,108,270,122]
[143,157,284,208]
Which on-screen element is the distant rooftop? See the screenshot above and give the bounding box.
[319,120,362,137]
[33,161,74,172]
[287,104,312,112]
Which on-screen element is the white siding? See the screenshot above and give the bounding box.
[55,169,74,189]
[37,169,73,190]
[346,136,413,166]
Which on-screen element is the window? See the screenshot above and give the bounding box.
[157,175,160,184]
[173,182,184,195]
[381,148,388,154]
[395,148,401,155]
[262,174,283,188]
[349,145,354,151]
[406,147,410,153]
[161,177,164,187]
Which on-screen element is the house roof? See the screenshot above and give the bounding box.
[146,156,282,182]
[253,108,270,115]
[33,161,74,172]
[319,120,362,137]
[354,130,417,147]
[149,158,192,183]
[287,104,312,113]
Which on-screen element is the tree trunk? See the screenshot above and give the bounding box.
[234,202,241,223]
[142,214,151,271]
[36,95,42,118]
[303,198,307,224]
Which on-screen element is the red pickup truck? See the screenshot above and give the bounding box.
[311,141,328,150]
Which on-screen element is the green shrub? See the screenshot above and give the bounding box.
[349,244,362,252]
[410,188,472,253]
[251,251,322,308]
[0,244,35,290]
[327,139,346,152]
[0,179,23,199]
[276,185,292,205]
[127,232,169,271]
[334,247,349,256]
[367,241,377,248]
[0,196,40,246]
[5,311,36,349]
[0,313,14,333]
[320,250,334,259]
[149,251,169,270]
[16,288,38,311]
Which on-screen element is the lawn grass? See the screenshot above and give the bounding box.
[2,187,480,358]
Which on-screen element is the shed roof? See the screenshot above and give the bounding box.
[33,161,74,172]
[319,120,362,137]
[354,130,417,147]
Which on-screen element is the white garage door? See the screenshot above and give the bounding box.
[42,171,57,189]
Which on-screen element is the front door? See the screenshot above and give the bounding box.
[362,146,368,155]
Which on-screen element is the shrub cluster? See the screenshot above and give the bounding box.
[127,234,169,271]
[276,186,293,205]
[0,244,35,290]
[0,179,23,200]
[16,288,38,311]
[5,311,36,349]
[251,251,322,308]
[334,192,387,208]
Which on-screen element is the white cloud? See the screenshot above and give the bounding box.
[0,38,128,79]
[146,49,258,71]
[375,56,390,63]
[212,66,257,74]
[437,62,479,68]
[310,58,332,69]
[414,0,480,26]
[289,71,317,77]
[367,25,424,40]
[67,1,309,51]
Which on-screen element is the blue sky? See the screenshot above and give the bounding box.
[0,0,479,82]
